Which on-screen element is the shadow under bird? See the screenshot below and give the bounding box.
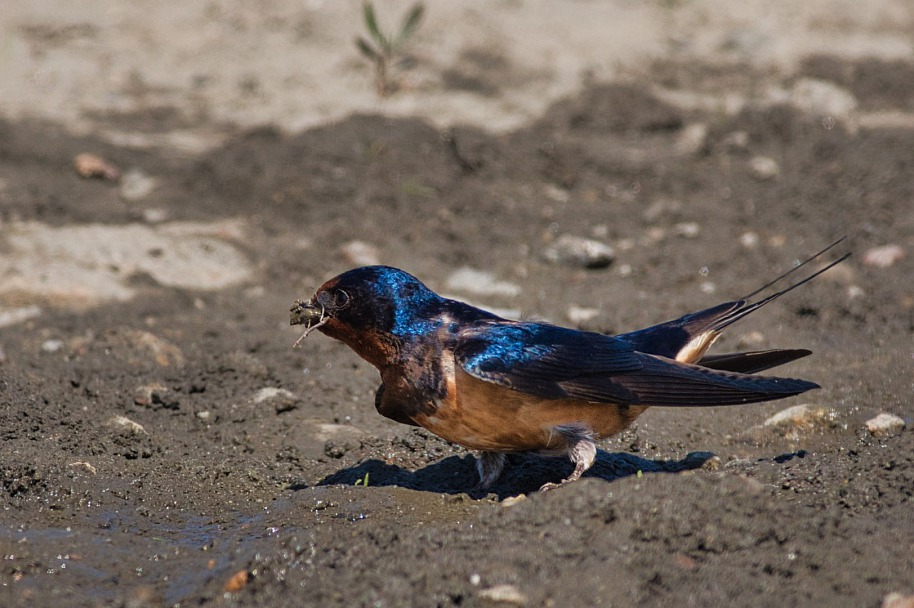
[290,242,849,492]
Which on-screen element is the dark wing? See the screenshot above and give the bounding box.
[605,354,818,406]
[454,322,643,404]
[698,349,811,374]
[454,321,818,407]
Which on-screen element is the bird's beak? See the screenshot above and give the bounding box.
[289,299,323,327]
[290,298,330,348]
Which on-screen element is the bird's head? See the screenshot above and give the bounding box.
[290,266,442,365]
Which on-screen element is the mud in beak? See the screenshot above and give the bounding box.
[290,299,329,347]
[289,299,323,327]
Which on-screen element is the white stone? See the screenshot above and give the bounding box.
[252,387,298,404]
[567,306,600,324]
[865,413,906,438]
[0,306,42,328]
[764,404,838,429]
[739,231,760,249]
[478,584,527,605]
[41,339,64,353]
[108,415,147,435]
[119,169,158,201]
[446,268,521,297]
[790,78,858,121]
[676,122,708,154]
[0,220,254,308]
[543,234,614,269]
[863,244,904,268]
[340,240,380,266]
[749,156,780,181]
[675,222,701,238]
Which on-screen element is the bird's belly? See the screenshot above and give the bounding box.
[411,368,648,452]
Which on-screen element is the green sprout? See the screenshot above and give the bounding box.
[354,472,370,486]
[355,1,425,97]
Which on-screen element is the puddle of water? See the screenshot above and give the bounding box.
[1,509,267,604]
[0,485,483,603]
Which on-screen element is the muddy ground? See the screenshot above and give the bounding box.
[1,43,914,608]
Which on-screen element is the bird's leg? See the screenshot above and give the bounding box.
[540,424,597,491]
[473,451,506,492]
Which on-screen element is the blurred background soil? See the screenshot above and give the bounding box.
[1,2,912,606]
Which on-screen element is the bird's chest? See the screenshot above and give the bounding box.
[413,367,647,453]
[375,339,450,422]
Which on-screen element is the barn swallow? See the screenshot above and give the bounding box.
[290,241,849,492]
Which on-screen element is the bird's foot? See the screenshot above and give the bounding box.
[538,461,587,492]
[539,424,596,492]
[472,451,506,496]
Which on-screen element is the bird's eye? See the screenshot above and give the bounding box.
[333,289,351,309]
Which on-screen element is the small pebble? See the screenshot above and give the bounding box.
[133,383,179,410]
[41,339,64,353]
[67,461,97,475]
[74,153,120,181]
[846,285,865,299]
[739,231,759,249]
[883,592,914,608]
[543,184,570,203]
[223,569,249,593]
[253,387,296,404]
[675,222,700,238]
[478,584,527,605]
[252,387,300,413]
[764,404,838,431]
[863,244,904,269]
[341,240,380,266]
[567,306,600,324]
[119,169,157,201]
[500,495,527,507]
[740,404,839,443]
[142,208,169,223]
[130,330,185,367]
[675,123,708,154]
[789,78,858,121]
[108,415,147,435]
[543,234,614,269]
[0,306,43,329]
[749,156,780,181]
[865,413,906,438]
[446,268,521,297]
